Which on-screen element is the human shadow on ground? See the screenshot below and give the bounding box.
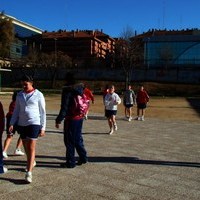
[88,156,200,168]
[4,159,63,170]
[186,97,200,117]
[36,155,65,160]
[3,160,26,168]
[5,155,200,169]
[0,177,28,185]
[2,156,199,184]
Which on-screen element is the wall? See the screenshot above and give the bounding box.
[2,67,200,87]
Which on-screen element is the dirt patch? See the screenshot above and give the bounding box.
[1,93,200,122]
[87,95,200,122]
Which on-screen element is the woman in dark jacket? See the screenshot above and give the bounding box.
[55,73,88,168]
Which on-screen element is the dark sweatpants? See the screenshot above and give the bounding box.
[0,132,4,173]
[64,118,87,167]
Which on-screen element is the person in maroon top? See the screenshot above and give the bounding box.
[83,85,94,120]
[136,85,149,121]
[3,91,25,158]
[0,101,7,173]
[103,85,109,101]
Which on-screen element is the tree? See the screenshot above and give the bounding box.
[48,51,72,88]
[37,50,72,88]
[20,41,72,88]
[115,26,143,89]
[0,12,14,58]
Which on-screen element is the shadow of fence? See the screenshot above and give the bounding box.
[186,97,200,117]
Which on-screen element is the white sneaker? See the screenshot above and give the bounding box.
[128,117,131,122]
[25,172,32,183]
[109,129,114,135]
[141,116,145,121]
[114,124,118,131]
[14,149,25,156]
[3,167,8,173]
[3,151,8,158]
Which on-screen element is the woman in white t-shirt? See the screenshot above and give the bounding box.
[104,85,121,135]
[9,75,46,183]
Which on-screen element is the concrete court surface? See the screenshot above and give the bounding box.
[0,109,199,200]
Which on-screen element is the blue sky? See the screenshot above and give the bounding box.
[1,0,200,37]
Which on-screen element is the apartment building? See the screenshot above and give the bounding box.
[2,13,200,70]
[38,29,115,66]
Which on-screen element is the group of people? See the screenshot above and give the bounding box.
[123,84,149,122]
[0,72,149,184]
[103,84,149,134]
[0,73,91,183]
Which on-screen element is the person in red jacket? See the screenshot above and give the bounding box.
[3,91,25,158]
[83,85,94,120]
[0,101,8,174]
[136,85,149,121]
[102,85,109,101]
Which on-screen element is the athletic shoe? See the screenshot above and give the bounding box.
[3,167,8,173]
[60,163,75,168]
[141,116,145,121]
[14,149,25,156]
[109,129,114,135]
[77,160,88,166]
[128,117,131,122]
[25,172,32,183]
[114,124,118,131]
[3,151,8,158]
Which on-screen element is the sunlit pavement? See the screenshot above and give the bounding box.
[0,111,200,200]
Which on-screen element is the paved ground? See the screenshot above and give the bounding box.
[0,96,200,200]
